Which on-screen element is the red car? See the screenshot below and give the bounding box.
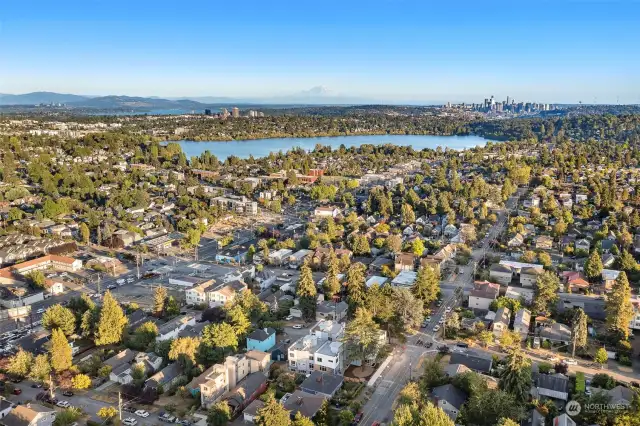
[352,412,363,424]
[13,388,22,395]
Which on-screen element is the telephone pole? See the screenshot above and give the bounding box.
[118,392,123,421]
[97,273,101,294]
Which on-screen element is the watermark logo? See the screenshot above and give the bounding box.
[566,400,581,416]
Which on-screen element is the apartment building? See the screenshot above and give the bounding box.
[184,279,247,308]
[288,320,346,375]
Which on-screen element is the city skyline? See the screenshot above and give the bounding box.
[1,0,639,104]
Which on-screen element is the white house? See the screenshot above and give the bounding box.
[468,281,500,311]
[513,309,531,341]
[156,315,196,341]
[314,206,340,218]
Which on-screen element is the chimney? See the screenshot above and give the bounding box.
[264,328,268,334]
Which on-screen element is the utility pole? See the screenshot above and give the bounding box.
[118,392,123,421]
[48,374,55,400]
[442,312,447,340]
[97,273,101,294]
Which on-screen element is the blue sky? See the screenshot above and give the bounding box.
[1,0,639,103]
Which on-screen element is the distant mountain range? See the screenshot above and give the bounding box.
[0,87,395,109]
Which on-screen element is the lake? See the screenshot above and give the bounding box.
[176,134,491,160]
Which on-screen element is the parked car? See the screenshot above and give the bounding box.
[56,401,70,408]
[433,325,440,332]
[135,410,150,418]
[123,418,138,426]
[36,308,45,314]
[13,388,21,395]
[159,413,176,423]
[123,406,137,413]
[445,307,452,313]
[285,315,294,321]
[292,325,303,329]
[31,383,42,388]
[563,358,578,366]
[352,412,363,424]
[62,390,74,397]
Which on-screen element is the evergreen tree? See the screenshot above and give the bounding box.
[618,250,638,272]
[401,203,416,224]
[532,271,559,315]
[412,265,440,305]
[291,412,314,426]
[499,348,532,403]
[411,238,425,256]
[585,250,604,281]
[255,396,291,426]
[606,271,634,339]
[345,262,367,316]
[153,286,168,317]
[296,262,317,321]
[95,291,128,346]
[207,401,231,426]
[385,234,402,254]
[342,308,381,368]
[322,249,341,298]
[571,308,588,357]
[50,328,72,372]
[7,349,34,378]
[226,305,251,338]
[79,222,90,244]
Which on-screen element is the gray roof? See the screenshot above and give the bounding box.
[532,373,569,400]
[431,384,467,410]
[300,371,344,396]
[521,408,546,426]
[449,351,493,373]
[247,327,275,342]
[282,390,327,419]
[146,362,183,388]
[608,385,635,404]
[225,373,268,408]
[0,403,53,426]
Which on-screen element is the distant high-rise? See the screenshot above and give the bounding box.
[232,107,240,118]
[204,109,212,116]
[506,96,510,105]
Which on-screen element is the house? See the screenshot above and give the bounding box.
[282,390,327,420]
[300,371,344,398]
[489,264,513,285]
[312,247,352,267]
[521,408,546,426]
[508,233,525,247]
[135,352,163,373]
[492,307,511,337]
[394,253,415,272]
[448,352,493,374]
[531,372,569,401]
[513,309,531,340]
[520,267,544,288]
[602,269,621,291]
[110,363,134,385]
[505,286,534,304]
[0,403,56,426]
[561,271,590,293]
[104,349,137,370]
[215,239,257,263]
[288,249,313,268]
[156,315,196,341]
[540,322,572,345]
[365,275,388,288]
[431,384,467,421]
[255,269,277,291]
[184,280,217,305]
[268,249,293,266]
[535,235,554,250]
[607,385,636,406]
[316,300,348,322]
[314,206,340,218]
[601,239,616,253]
[390,270,417,288]
[224,373,268,416]
[552,414,576,426]
[145,362,184,392]
[242,399,265,424]
[468,281,500,311]
[0,398,13,419]
[246,328,276,352]
[575,239,590,252]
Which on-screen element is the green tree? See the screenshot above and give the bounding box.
[291,411,315,426]
[460,389,524,426]
[153,286,168,317]
[296,262,317,321]
[202,322,238,353]
[385,234,402,254]
[313,400,330,426]
[79,222,90,244]
[49,328,72,372]
[8,349,33,378]
[27,270,46,289]
[42,304,76,336]
[132,321,159,349]
[401,203,416,224]
[207,401,232,426]
[95,290,128,346]
[606,271,634,339]
[618,250,639,272]
[323,249,341,299]
[499,349,532,403]
[532,271,559,314]
[29,354,51,383]
[71,373,92,389]
[571,308,589,357]
[342,308,381,369]
[255,396,291,426]
[338,411,354,425]
[411,238,425,256]
[226,305,251,338]
[594,347,608,365]
[585,250,604,281]
[497,419,520,426]
[345,262,367,316]
[97,406,118,420]
[169,336,201,366]
[412,265,440,305]
[537,252,552,268]
[53,407,82,426]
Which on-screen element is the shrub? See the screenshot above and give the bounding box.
[575,372,585,393]
[592,373,616,390]
[538,362,553,374]
[619,356,632,366]
[72,374,92,390]
[541,340,551,349]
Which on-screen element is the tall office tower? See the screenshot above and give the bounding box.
[232,107,240,118]
[506,96,510,105]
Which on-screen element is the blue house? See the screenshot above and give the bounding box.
[246,328,276,352]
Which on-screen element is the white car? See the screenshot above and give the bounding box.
[292,325,303,329]
[438,318,445,324]
[563,358,578,366]
[433,325,441,332]
[56,401,70,408]
[123,419,138,426]
[135,410,150,418]
[285,315,294,321]
[127,278,135,283]
[36,308,45,314]
[445,307,452,313]
[116,279,125,285]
